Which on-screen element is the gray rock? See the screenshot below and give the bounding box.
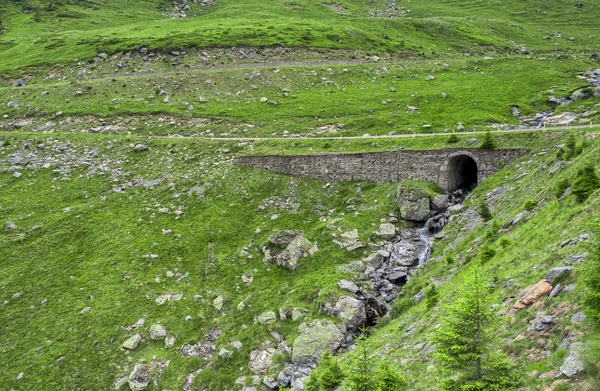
[263,375,279,390]
[12,79,27,87]
[570,88,592,101]
[5,222,17,231]
[122,334,142,350]
[331,296,367,330]
[258,311,277,325]
[544,266,573,285]
[389,239,418,267]
[268,229,303,248]
[431,194,448,212]
[334,229,364,251]
[149,323,167,340]
[560,342,585,377]
[364,252,385,270]
[277,236,314,270]
[213,295,225,310]
[218,348,233,359]
[338,279,360,294]
[549,161,567,174]
[549,283,563,297]
[249,347,277,374]
[127,363,149,391]
[7,102,19,109]
[165,335,176,349]
[396,185,430,222]
[277,366,294,387]
[571,311,587,323]
[134,144,149,152]
[376,223,396,239]
[291,319,344,364]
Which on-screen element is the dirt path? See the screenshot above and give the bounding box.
[82,59,371,81]
[153,123,600,141]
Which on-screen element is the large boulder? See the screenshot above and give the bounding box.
[513,280,553,309]
[261,230,316,270]
[396,185,431,222]
[331,296,367,330]
[431,194,448,212]
[291,320,344,364]
[560,342,585,377]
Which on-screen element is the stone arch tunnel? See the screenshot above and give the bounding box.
[235,149,526,190]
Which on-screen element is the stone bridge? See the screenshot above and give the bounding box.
[235,148,527,190]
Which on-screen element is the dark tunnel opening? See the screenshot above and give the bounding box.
[447,155,478,190]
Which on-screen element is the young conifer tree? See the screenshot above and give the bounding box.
[432,267,514,390]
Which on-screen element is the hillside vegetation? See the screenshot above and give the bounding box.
[1,0,600,390]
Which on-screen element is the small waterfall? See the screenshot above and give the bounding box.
[416,217,434,266]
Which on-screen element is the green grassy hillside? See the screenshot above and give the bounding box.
[1,130,599,390]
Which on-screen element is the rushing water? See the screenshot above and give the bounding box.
[416,217,434,266]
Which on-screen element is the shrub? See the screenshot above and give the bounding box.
[376,361,408,391]
[499,237,511,248]
[479,130,496,149]
[391,297,413,318]
[572,163,600,202]
[555,178,571,199]
[425,284,440,309]
[523,199,537,210]
[478,200,493,221]
[445,256,455,265]
[479,246,496,264]
[447,134,459,144]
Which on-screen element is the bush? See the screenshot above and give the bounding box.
[478,200,493,221]
[499,237,511,248]
[391,297,413,318]
[523,199,537,210]
[572,163,600,202]
[447,134,459,144]
[479,246,496,264]
[445,256,455,265]
[555,178,571,199]
[376,361,408,391]
[425,284,440,309]
[479,130,496,149]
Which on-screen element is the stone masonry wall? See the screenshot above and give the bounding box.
[235,149,527,190]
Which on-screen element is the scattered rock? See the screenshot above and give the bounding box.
[258,311,277,325]
[122,334,142,350]
[570,311,587,323]
[544,267,573,285]
[4,222,17,231]
[149,323,167,340]
[333,229,364,251]
[376,223,396,239]
[134,144,149,152]
[291,319,344,364]
[165,335,176,349]
[127,363,149,391]
[560,342,585,377]
[338,279,360,294]
[330,296,367,330]
[218,348,233,359]
[513,280,553,309]
[213,295,225,311]
[261,230,316,270]
[249,347,277,374]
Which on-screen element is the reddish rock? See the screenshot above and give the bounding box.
[513,280,553,309]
